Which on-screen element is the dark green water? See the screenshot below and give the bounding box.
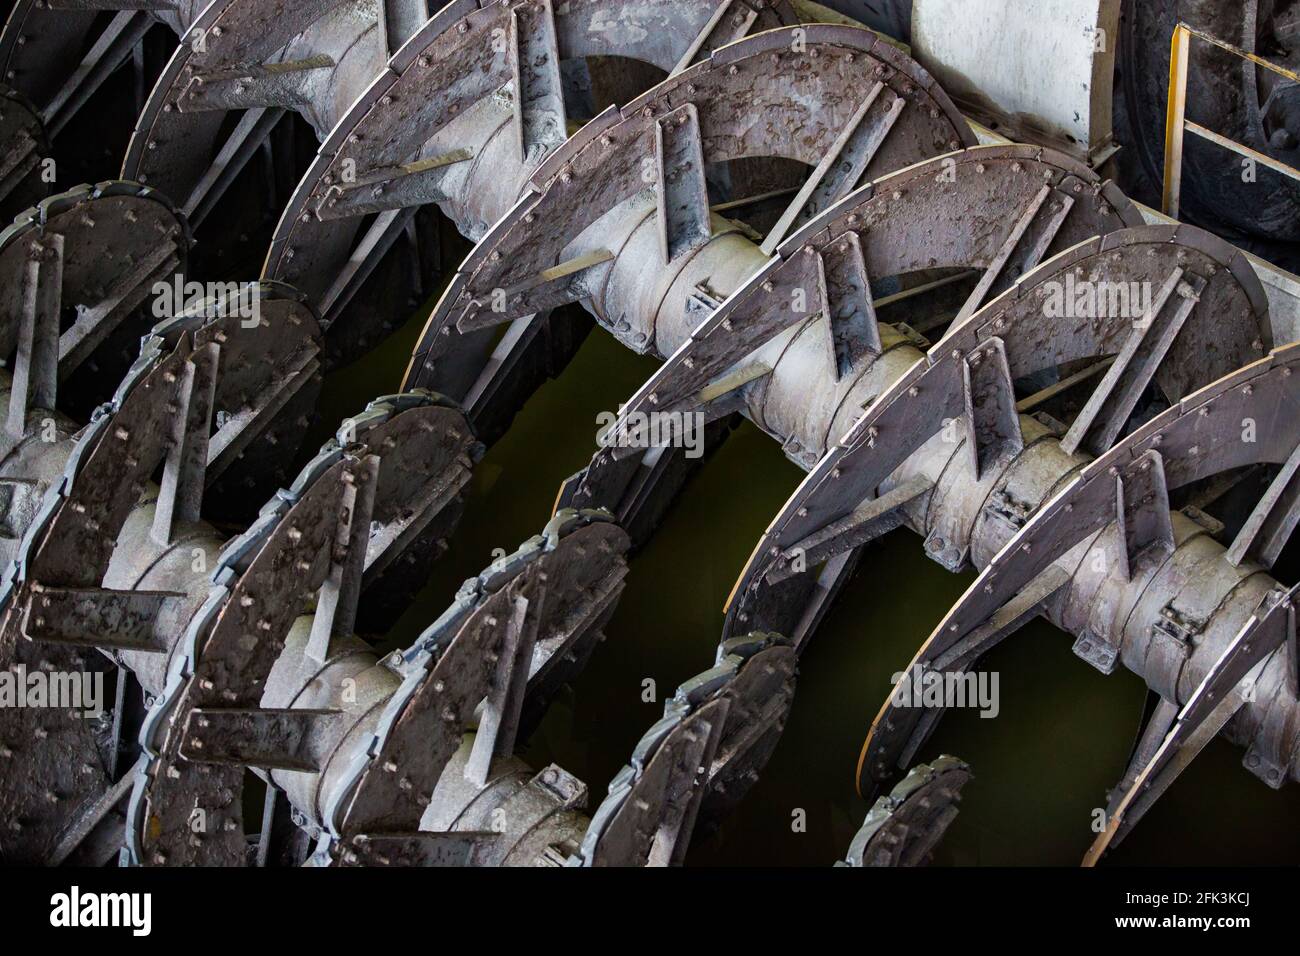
[320,303,1300,867]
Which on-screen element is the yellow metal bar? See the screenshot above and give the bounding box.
[1161,24,1191,218]
[1184,120,1300,184]
[537,248,615,283]
[1178,22,1300,84]
[695,361,772,405]
[1015,357,1115,413]
[1161,22,1300,219]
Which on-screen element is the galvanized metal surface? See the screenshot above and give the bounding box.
[573,633,795,866]
[261,1,798,366]
[0,85,48,221]
[121,0,391,213]
[589,145,1136,492]
[405,22,973,393]
[839,755,971,866]
[0,0,1298,869]
[911,0,1120,163]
